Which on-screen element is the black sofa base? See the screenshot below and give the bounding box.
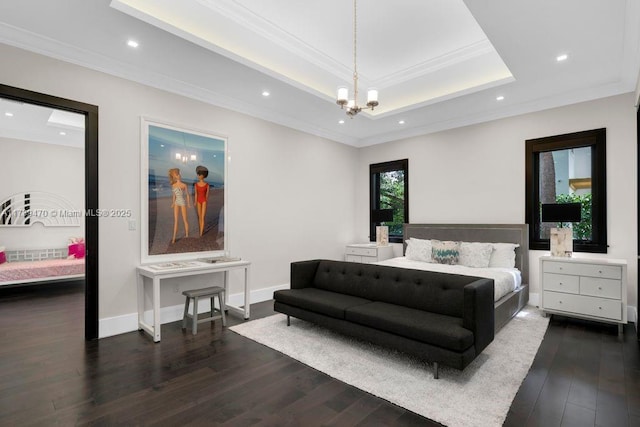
[274,301,477,378]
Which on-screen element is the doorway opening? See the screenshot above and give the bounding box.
[0,83,98,340]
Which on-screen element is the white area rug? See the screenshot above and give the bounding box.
[230,306,549,427]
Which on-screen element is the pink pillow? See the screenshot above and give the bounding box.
[0,247,6,264]
[68,242,85,259]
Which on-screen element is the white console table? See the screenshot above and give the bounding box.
[136,259,251,342]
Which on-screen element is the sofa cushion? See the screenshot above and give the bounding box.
[273,288,371,319]
[312,260,477,318]
[345,301,474,352]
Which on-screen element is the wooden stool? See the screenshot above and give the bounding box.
[181,286,226,335]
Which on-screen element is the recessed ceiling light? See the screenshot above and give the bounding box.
[398,120,405,125]
[496,96,505,101]
[338,120,345,124]
[556,54,568,62]
[5,112,13,117]
[59,131,66,136]
[127,40,139,48]
[262,91,270,97]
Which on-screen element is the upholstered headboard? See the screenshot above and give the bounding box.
[403,224,529,286]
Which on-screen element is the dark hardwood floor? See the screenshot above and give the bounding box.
[0,283,638,426]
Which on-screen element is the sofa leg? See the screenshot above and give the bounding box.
[287,315,290,326]
[433,362,439,379]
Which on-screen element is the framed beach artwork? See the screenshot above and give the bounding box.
[140,118,227,264]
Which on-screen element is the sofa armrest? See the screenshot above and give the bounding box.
[290,260,321,289]
[462,278,495,355]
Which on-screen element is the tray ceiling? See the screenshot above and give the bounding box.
[0,0,638,147]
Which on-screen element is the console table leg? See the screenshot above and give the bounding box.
[618,324,623,336]
[287,315,290,326]
[433,362,439,379]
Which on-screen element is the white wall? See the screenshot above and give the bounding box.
[0,44,358,335]
[356,93,638,313]
[1,42,637,335]
[0,137,84,249]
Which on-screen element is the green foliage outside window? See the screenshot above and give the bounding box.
[379,170,405,236]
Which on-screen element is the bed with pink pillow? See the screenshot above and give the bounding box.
[0,247,85,286]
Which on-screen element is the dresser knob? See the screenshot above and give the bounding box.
[559,301,563,304]
[599,306,602,310]
[559,282,563,285]
[599,270,603,274]
[598,286,602,290]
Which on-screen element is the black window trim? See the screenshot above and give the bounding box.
[369,159,409,244]
[525,128,607,253]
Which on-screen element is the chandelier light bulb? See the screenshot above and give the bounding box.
[366,88,379,108]
[337,87,349,104]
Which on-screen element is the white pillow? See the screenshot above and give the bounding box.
[458,242,493,268]
[405,238,432,262]
[489,243,519,268]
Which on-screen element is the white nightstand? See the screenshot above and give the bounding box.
[540,256,627,334]
[345,243,395,264]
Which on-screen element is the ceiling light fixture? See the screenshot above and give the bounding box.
[338,120,345,124]
[4,112,13,117]
[59,131,66,136]
[496,95,505,101]
[262,91,270,97]
[127,40,139,48]
[556,54,568,62]
[398,120,405,125]
[336,0,378,118]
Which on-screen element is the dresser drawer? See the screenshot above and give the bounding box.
[543,273,579,294]
[578,264,622,280]
[543,291,621,321]
[542,261,621,280]
[580,277,622,299]
[345,255,362,263]
[543,291,581,313]
[346,247,377,257]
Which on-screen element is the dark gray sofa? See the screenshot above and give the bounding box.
[273,259,495,378]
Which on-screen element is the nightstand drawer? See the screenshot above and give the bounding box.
[543,291,580,313]
[346,247,377,257]
[543,291,621,321]
[543,273,579,294]
[579,264,622,280]
[542,261,621,279]
[580,277,622,299]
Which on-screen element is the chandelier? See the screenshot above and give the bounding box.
[336,0,378,117]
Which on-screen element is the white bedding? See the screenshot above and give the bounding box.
[376,257,522,302]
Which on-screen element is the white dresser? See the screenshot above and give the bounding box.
[540,256,627,334]
[345,244,395,263]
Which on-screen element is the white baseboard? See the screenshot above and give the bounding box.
[528,292,540,308]
[99,283,289,339]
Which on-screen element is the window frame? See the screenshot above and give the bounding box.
[525,128,607,253]
[369,159,409,244]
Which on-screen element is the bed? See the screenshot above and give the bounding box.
[376,224,529,332]
[0,248,85,286]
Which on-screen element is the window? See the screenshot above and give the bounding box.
[525,128,607,253]
[370,159,408,243]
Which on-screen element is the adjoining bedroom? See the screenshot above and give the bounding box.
[1,1,639,426]
[0,99,86,288]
